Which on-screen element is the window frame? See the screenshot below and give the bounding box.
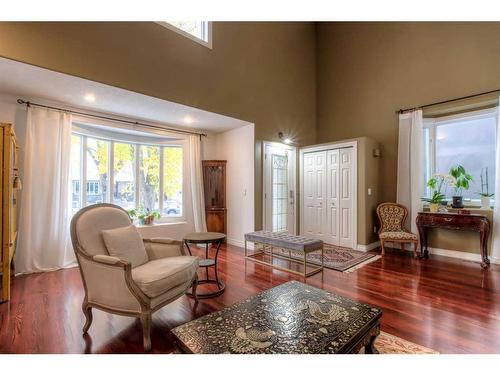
[71,130,187,223]
[423,107,498,206]
[157,21,212,49]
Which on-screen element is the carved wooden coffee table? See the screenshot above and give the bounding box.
[172,281,382,354]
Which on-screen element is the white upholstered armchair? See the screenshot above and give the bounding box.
[70,203,199,351]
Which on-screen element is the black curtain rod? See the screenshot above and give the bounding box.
[17,99,208,138]
[398,88,500,114]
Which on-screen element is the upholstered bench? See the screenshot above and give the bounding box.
[244,231,324,277]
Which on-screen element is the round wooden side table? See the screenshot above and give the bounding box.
[183,232,226,299]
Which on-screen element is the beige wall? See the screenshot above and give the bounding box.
[316,22,500,202]
[0,21,317,230]
[316,22,500,252]
[204,125,255,246]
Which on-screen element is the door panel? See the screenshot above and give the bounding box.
[314,152,327,236]
[325,149,340,245]
[303,151,326,237]
[303,154,315,235]
[339,148,353,248]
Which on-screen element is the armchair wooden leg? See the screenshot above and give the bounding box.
[82,300,93,334]
[140,312,152,351]
[413,241,419,258]
[380,240,385,256]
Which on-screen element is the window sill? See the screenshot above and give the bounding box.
[135,220,188,228]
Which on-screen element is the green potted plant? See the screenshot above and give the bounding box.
[127,207,161,225]
[422,174,448,213]
[478,167,494,209]
[449,165,473,208]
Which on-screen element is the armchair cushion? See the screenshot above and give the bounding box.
[131,256,199,298]
[102,225,148,268]
[379,231,418,241]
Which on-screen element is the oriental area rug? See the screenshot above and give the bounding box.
[362,332,439,354]
[267,244,380,272]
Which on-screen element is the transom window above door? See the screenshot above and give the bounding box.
[423,108,497,204]
[70,125,185,222]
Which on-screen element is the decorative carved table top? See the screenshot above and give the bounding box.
[171,281,382,354]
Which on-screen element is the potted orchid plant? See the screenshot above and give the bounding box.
[478,167,494,209]
[422,174,451,213]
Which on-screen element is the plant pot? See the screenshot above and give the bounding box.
[452,196,464,209]
[429,203,439,213]
[143,215,155,225]
[481,196,491,209]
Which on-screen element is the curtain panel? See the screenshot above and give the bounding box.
[189,134,207,232]
[15,107,76,274]
[491,103,500,262]
[396,109,424,234]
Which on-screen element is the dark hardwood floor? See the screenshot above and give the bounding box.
[1,244,499,354]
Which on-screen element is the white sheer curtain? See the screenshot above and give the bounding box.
[15,107,76,274]
[491,103,500,262]
[396,109,424,233]
[189,134,207,232]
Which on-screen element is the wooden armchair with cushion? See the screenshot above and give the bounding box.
[376,202,419,257]
[70,203,199,351]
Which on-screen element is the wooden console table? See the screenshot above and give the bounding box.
[416,212,490,268]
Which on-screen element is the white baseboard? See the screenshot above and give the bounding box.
[383,242,500,265]
[227,237,254,250]
[357,241,380,252]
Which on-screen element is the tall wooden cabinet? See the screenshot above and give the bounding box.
[202,160,227,234]
[0,123,20,303]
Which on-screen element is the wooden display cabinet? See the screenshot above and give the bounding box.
[202,160,226,235]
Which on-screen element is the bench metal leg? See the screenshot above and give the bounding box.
[244,241,324,278]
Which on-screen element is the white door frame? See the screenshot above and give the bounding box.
[299,141,358,249]
[262,141,297,234]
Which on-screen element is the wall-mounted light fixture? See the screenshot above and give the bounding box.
[278,131,292,145]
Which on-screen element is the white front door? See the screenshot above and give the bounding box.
[263,142,296,234]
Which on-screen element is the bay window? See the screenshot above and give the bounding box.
[70,126,185,221]
[423,108,497,205]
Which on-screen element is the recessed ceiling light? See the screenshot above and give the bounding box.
[84,93,96,102]
[183,115,194,124]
